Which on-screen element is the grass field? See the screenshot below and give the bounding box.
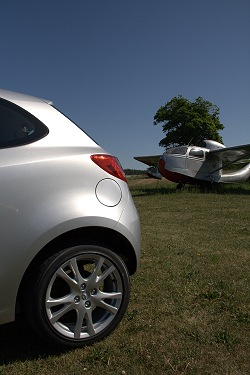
[0,178,249,374]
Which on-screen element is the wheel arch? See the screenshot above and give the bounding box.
[17,226,137,316]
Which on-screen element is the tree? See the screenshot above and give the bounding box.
[153,95,224,149]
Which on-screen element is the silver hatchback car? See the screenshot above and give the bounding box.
[0,89,140,348]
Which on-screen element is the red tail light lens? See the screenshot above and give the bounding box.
[91,154,127,182]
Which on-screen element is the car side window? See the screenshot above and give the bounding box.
[0,98,48,148]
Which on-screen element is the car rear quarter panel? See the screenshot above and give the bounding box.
[0,148,136,325]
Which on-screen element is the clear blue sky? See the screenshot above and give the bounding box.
[1,0,250,169]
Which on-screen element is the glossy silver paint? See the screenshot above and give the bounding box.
[0,89,141,327]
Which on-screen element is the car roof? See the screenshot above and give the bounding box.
[0,89,53,105]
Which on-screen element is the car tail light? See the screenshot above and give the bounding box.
[91,154,127,182]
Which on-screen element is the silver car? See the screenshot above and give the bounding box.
[0,89,140,348]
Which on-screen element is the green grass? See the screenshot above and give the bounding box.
[0,179,249,374]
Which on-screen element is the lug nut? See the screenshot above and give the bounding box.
[85,301,91,308]
[80,283,86,291]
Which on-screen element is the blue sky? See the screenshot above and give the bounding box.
[1,0,250,169]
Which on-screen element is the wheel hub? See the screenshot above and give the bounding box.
[81,291,89,301]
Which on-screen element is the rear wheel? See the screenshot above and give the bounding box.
[23,245,130,348]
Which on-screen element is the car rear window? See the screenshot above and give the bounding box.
[0,98,49,148]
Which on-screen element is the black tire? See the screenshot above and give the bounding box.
[23,245,130,348]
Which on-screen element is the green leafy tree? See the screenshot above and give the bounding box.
[153,95,224,148]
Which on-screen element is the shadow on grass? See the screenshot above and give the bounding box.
[132,186,176,197]
[0,318,66,365]
[131,183,250,197]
